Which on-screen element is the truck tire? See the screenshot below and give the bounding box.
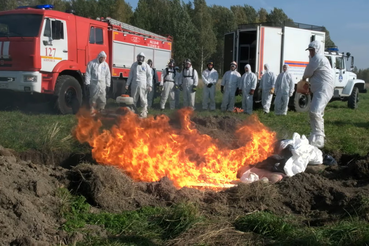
[54,75,82,114]
[293,92,311,113]
[348,86,359,109]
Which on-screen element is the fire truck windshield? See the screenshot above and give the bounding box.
[0,14,42,37]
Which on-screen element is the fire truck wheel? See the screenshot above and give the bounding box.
[54,75,82,114]
[293,92,311,113]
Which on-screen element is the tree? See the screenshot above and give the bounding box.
[192,0,216,72]
[322,27,335,47]
[110,0,133,23]
[210,5,236,75]
[0,0,33,11]
[70,0,99,18]
[169,0,197,66]
[257,8,268,23]
[131,0,151,29]
[266,7,293,26]
[132,0,171,33]
[230,5,247,26]
[244,4,257,24]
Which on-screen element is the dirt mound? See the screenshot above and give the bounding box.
[278,173,353,216]
[0,147,69,245]
[68,164,164,212]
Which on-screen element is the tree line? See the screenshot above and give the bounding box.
[6,0,364,79]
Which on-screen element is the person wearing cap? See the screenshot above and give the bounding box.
[160,59,177,110]
[126,52,153,118]
[202,60,219,111]
[274,64,295,115]
[221,61,241,112]
[177,59,198,109]
[260,64,276,114]
[239,64,257,114]
[147,59,158,109]
[302,40,334,148]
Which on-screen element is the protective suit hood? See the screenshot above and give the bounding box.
[245,64,252,73]
[264,64,270,71]
[306,40,323,54]
[97,51,107,61]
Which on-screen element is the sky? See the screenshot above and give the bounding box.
[126,0,369,69]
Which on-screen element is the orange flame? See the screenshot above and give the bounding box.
[74,108,277,189]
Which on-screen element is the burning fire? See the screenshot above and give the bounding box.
[74,108,277,189]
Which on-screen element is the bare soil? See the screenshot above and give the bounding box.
[1,115,369,245]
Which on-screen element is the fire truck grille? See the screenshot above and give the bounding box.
[0,77,15,82]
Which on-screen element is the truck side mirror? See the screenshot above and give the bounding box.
[351,56,354,71]
[346,52,351,60]
[43,37,53,46]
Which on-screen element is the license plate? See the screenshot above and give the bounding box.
[0,83,8,88]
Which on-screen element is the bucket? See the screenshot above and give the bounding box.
[116,96,134,105]
[296,80,310,94]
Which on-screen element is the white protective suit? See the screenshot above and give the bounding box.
[221,70,241,111]
[160,67,177,109]
[303,40,334,148]
[126,61,153,117]
[85,51,111,112]
[178,67,198,109]
[239,65,257,114]
[202,68,219,110]
[260,64,276,113]
[274,65,295,115]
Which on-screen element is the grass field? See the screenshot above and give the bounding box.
[0,84,368,155]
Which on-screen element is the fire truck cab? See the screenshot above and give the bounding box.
[0,4,172,114]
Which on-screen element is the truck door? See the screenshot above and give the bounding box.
[281,27,325,82]
[223,32,235,75]
[258,26,282,79]
[40,18,68,72]
[333,55,347,88]
[87,25,109,64]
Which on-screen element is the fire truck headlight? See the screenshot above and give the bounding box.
[23,75,37,83]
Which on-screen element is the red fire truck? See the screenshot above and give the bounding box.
[0,4,172,114]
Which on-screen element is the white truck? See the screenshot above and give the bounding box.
[324,47,366,109]
[224,22,366,112]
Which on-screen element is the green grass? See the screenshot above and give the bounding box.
[57,188,202,245]
[0,111,79,152]
[58,188,369,245]
[0,84,368,155]
[234,211,369,245]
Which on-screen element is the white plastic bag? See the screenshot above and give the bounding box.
[283,133,323,177]
[240,170,259,183]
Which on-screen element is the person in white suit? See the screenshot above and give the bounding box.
[202,60,219,111]
[85,51,111,116]
[125,52,153,118]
